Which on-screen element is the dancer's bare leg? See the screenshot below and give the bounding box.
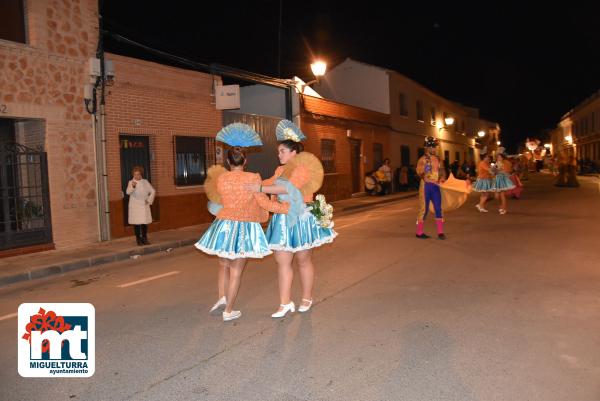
[296,249,314,307]
[224,258,246,313]
[274,251,294,312]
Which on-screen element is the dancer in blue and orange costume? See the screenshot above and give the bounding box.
[492,148,515,215]
[415,136,447,240]
[196,123,289,322]
[254,120,337,318]
[505,157,523,199]
[473,148,494,212]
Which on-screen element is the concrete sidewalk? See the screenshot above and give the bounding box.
[0,191,416,287]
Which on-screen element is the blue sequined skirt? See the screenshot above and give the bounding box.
[195,219,272,260]
[494,173,516,192]
[266,213,337,252]
[473,178,494,192]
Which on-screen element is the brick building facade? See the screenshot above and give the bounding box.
[0,0,99,254]
[104,54,223,238]
[300,95,391,201]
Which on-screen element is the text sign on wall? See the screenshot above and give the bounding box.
[215,85,240,110]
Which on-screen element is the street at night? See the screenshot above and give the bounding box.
[2,1,600,400]
[2,174,599,401]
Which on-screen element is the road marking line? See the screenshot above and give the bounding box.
[118,271,180,288]
[0,312,18,321]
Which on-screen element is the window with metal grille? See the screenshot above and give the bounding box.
[0,0,27,43]
[416,100,424,122]
[174,136,213,186]
[373,143,383,169]
[399,93,408,117]
[321,139,336,173]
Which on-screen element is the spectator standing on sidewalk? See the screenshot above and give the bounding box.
[408,164,419,190]
[470,160,477,180]
[377,158,392,194]
[126,166,156,246]
[399,165,409,191]
[460,160,470,179]
[451,160,460,178]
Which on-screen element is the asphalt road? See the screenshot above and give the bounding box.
[1,174,599,401]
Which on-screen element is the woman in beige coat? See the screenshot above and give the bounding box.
[126,166,156,245]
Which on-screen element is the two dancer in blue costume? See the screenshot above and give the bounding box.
[195,123,290,321]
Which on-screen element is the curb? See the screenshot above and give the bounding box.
[0,193,417,288]
[0,238,198,288]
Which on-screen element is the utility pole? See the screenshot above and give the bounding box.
[278,0,282,78]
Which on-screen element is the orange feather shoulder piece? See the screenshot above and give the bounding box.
[281,152,324,195]
[204,165,228,204]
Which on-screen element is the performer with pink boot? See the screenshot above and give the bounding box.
[415,137,446,240]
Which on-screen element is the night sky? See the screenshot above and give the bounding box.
[103,1,600,153]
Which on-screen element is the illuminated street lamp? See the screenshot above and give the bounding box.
[438,116,454,135]
[310,60,327,78]
[497,141,501,145]
[477,130,485,138]
[297,60,327,94]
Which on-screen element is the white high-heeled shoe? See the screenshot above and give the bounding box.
[475,204,488,213]
[223,310,241,322]
[271,302,295,318]
[298,299,313,313]
[209,296,227,315]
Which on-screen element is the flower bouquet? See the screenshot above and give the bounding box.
[489,162,498,176]
[307,194,334,229]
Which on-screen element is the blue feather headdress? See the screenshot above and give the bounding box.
[276,120,306,142]
[216,123,263,147]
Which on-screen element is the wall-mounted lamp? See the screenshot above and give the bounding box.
[477,131,485,138]
[310,61,327,78]
[296,60,327,94]
[497,141,501,145]
[544,143,551,149]
[438,116,454,134]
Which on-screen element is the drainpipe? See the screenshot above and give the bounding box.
[96,0,111,241]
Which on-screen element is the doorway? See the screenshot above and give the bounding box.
[119,135,159,224]
[349,138,362,193]
[0,118,52,251]
[400,145,410,167]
